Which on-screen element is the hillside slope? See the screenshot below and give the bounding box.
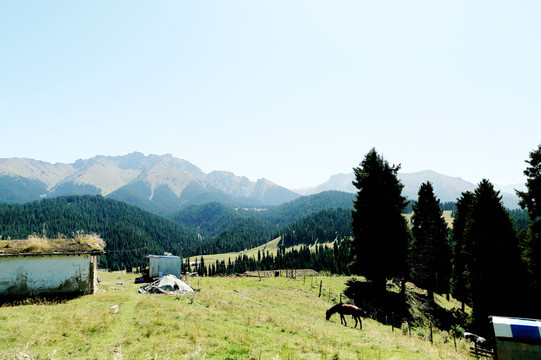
[0,195,199,270]
[279,208,353,247]
[251,190,355,228]
[0,272,471,359]
[170,191,356,256]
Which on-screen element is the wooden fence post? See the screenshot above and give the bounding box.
[318,281,323,297]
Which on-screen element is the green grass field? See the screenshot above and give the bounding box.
[188,237,282,266]
[190,237,337,268]
[0,271,471,360]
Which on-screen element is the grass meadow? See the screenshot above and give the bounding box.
[189,237,337,268]
[188,237,282,266]
[0,271,471,360]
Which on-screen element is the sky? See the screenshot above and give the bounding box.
[2,1,540,189]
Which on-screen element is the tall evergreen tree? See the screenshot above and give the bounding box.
[410,182,450,301]
[516,144,541,317]
[198,256,206,276]
[450,191,474,311]
[350,148,409,296]
[466,179,523,334]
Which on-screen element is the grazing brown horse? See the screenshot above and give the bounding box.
[326,303,365,329]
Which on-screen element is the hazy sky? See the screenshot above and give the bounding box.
[2,1,540,189]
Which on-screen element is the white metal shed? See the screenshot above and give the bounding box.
[147,255,181,278]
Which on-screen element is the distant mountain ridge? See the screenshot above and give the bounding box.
[0,153,299,213]
[303,170,522,209]
[0,153,523,211]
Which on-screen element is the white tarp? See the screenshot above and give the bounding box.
[138,274,195,295]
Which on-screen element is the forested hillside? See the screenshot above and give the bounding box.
[171,202,249,238]
[171,191,356,255]
[0,191,356,272]
[0,195,199,271]
[181,218,275,257]
[0,175,48,204]
[170,202,275,255]
[245,190,355,227]
[180,194,356,277]
[278,208,353,247]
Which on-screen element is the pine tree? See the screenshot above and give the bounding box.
[450,191,474,311]
[350,148,409,296]
[467,179,524,334]
[516,144,541,315]
[410,182,451,301]
[198,256,206,276]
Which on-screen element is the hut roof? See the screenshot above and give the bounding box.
[147,254,180,259]
[492,316,541,341]
[0,235,105,257]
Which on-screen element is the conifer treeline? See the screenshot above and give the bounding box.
[185,207,353,276]
[347,146,541,335]
[186,240,351,277]
[0,193,355,273]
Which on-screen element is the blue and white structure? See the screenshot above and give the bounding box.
[491,316,541,360]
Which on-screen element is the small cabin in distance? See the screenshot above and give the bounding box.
[147,255,181,279]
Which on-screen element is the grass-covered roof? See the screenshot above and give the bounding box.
[0,232,105,256]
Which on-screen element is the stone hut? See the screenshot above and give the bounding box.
[0,235,105,298]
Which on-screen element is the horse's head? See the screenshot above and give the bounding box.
[326,303,340,320]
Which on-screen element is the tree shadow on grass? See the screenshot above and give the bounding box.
[344,278,468,331]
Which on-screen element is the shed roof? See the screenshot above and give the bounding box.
[492,316,541,340]
[147,255,180,259]
[0,236,105,257]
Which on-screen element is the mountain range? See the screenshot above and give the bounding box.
[0,153,299,213]
[302,171,522,209]
[0,152,523,212]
